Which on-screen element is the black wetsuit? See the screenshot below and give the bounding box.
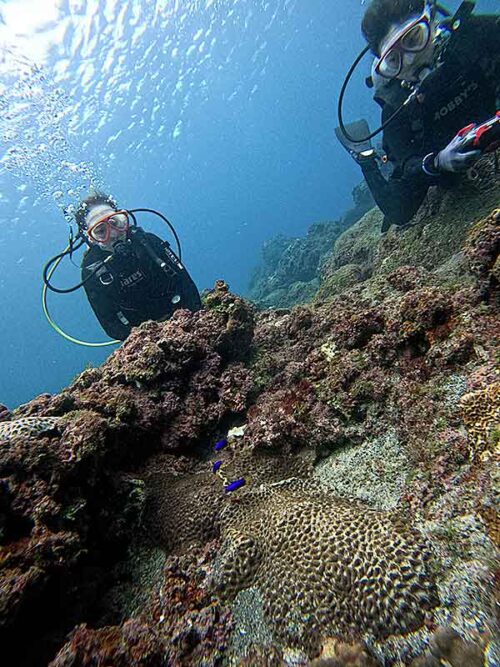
[361,11,500,228]
[82,228,201,340]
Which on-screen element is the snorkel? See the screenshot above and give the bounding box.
[42,207,184,347]
[336,0,455,145]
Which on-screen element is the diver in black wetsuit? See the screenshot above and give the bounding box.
[76,194,201,340]
[338,0,499,230]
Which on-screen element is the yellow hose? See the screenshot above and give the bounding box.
[42,245,120,347]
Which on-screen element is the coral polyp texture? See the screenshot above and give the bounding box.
[215,480,438,650]
[0,415,62,441]
[0,196,499,666]
[144,448,310,554]
[459,381,500,459]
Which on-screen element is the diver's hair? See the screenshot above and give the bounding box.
[74,192,118,230]
[362,0,425,55]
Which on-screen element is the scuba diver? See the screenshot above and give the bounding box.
[336,0,500,230]
[43,193,201,344]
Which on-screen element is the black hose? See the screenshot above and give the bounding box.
[337,45,412,144]
[128,208,182,261]
[43,238,97,293]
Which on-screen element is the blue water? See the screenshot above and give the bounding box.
[0,0,496,408]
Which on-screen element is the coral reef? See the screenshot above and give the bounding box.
[408,627,489,667]
[313,431,410,510]
[0,404,11,421]
[310,639,381,666]
[464,207,500,288]
[319,153,500,301]
[248,221,347,309]
[0,288,256,666]
[0,196,499,665]
[50,620,165,667]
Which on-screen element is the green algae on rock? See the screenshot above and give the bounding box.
[318,154,500,302]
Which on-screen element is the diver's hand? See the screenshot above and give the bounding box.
[434,133,481,173]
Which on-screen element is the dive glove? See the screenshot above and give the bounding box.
[433,132,481,173]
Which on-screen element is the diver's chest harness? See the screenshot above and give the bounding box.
[42,207,188,347]
[88,228,182,292]
[402,63,492,155]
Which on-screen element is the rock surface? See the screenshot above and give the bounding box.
[0,184,499,665]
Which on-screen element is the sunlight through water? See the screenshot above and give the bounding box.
[0,0,297,221]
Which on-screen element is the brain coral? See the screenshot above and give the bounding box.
[0,416,62,441]
[459,380,500,460]
[146,470,221,553]
[145,449,312,554]
[214,479,438,652]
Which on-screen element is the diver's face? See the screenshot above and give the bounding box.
[378,12,435,82]
[85,204,128,250]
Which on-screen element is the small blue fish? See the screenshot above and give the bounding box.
[214,438,228,452]
[224,478,246,493]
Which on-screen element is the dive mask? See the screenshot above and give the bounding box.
[87,210,130,244]
[375,5,433,80]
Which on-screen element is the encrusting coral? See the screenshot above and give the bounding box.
[309,638,382,666]
[459,381,500,460]
[407,627,489,667]
[464,208,500,286]
[214,479,438,653]
[0,404,11,422]
[0,416,62,441]
[0,202,498,666]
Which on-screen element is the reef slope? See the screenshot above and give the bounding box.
[0,193,499,665]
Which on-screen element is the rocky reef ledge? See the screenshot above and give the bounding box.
[1,200,499,665]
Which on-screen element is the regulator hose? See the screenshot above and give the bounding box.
[42,245,120,347]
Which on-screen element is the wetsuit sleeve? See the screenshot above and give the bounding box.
[359,103,434,227]
[360,158,429,228]
[82,263,129,341]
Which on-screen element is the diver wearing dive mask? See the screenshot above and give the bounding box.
[374,4,435,82]
[85,206,130,248]
[75,193,201,341]
[336,0,499,229]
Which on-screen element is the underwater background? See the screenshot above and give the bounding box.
[0,0,496,408]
